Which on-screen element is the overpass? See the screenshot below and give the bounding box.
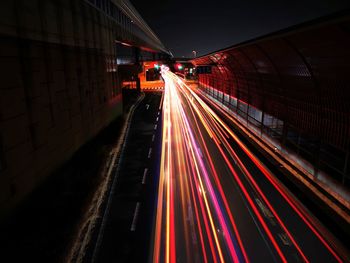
[0,1,349,262]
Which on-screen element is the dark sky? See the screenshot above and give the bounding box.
[130,0,350,57]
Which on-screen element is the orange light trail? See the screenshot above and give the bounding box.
[151,66,344,263]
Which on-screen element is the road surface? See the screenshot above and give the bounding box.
[151,67,345,263]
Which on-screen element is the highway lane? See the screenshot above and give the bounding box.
[90,92,163,263]
[151,66,345,263]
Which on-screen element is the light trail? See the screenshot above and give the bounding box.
[151,66,344,263]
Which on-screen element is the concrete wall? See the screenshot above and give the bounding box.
[0,0,124,216]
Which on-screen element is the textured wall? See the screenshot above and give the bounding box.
[192,13,350,186]
[0,0,125,215]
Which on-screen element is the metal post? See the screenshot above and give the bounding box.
[343,149,349,185]
[136,77,141,92]
[260,111,265,137]
[313,139,321,179]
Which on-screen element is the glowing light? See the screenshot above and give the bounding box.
[151,69,343,263]
[176,63,183,70]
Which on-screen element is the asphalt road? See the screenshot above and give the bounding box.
[151,68,346,263]
[91,91,163,263]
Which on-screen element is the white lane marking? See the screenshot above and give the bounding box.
[156,117,159,122]
[142,168,148,184]
[255,198,276,225]
[152,135,155,142]
[278,233,291,246]
[197,147,203,158]
[154,124,157,130]
[157,111,160,116]
[130,202,141,232]
[145,104,150,110]
[86,93,145,263]
[148,148,152,158]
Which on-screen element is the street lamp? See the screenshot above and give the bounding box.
[192,50,197,58]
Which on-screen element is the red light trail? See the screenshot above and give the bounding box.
[151,66,344,263]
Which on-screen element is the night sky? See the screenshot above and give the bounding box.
[130,0,350,57]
